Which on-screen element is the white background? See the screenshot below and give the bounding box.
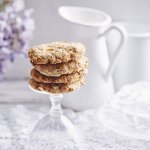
[5,0,150,79]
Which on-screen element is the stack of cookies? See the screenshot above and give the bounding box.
[28,41,88,94]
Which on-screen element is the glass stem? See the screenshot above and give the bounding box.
[49,94,63,118]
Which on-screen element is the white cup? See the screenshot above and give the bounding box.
[112,21,150,90]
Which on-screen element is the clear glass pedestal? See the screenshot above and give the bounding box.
[25,91,83,150]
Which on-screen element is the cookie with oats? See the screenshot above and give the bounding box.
[31,68,87,83]
[29,78,85,94]
[28,41,85,65]
[32,55,88,77]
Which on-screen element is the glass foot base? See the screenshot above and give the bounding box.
[25,114,81,150]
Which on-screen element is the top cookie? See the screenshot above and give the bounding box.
[28,41,85,64]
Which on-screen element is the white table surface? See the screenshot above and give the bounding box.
[0,80,150,150]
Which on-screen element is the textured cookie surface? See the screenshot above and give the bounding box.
[29,79,85,94]
[28,41,85,65]
[33,55,88,76]
[31,68,87,83]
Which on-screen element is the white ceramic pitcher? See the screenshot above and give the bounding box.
[58,6,127,111]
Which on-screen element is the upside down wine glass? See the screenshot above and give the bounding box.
[25,88,83,150]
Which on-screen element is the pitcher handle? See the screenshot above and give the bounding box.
[98,23,127,80]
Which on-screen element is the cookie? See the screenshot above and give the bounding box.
[28,41,85,65]
[31,68,87,83]
[29,78,85,94]
[32,55,88,76]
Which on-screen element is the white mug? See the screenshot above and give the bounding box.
[112,22,150,90]
[58,7,127,110]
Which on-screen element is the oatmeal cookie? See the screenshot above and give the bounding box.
[32,55,88,76]
[29,78,85,94]
[31,68,87,83]
[28,41,85,64]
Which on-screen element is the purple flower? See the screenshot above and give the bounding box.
[0,0,35,78]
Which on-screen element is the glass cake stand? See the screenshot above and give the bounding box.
[97,81,150,140]
[25,86,83,150]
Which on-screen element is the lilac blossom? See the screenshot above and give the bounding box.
[0,0,35,79]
